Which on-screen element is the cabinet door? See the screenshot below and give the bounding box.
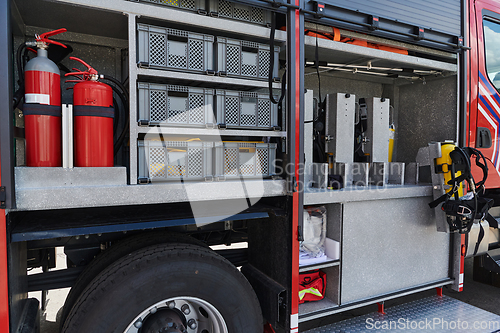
[341,197,450,304]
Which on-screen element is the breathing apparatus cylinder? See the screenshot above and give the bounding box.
[435,142,463,196]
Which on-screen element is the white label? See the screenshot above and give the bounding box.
[25,93,50,105]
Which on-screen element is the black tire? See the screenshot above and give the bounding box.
[60,232,208,328]
[61,243,263,333]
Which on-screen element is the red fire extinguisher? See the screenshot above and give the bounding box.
[66,57,114,167]
[24,28,67,167]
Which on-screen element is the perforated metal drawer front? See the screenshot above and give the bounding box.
[137,24,214,74]
[138,83,214,127]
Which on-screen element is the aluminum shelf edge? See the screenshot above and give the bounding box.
[137,68,282,89]
[304,185,433,205]
[305,36,458,73]
[136,126,287,137]
[14,179,287,211]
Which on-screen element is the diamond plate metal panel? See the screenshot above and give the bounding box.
[304,296,500,333]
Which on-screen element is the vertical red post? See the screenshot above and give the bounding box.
[0,157,10,332]
[377,302,386,315]
[436,287,443,297]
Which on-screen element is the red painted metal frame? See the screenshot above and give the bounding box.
[0,156,10,333]
[290,1,301,330]
[470,0,500,188]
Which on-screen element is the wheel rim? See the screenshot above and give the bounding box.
[124,296,229,333]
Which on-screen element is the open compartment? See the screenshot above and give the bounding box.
[302,29,458,191]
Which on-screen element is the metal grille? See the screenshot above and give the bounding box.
[188,40,203,71]
[167,41,187,68]
[258,99,271,127]
[149,33,166,66]
[224,148,238,176]
[226,45,240,75]
[251,7,264,24]
[159,0,178,6]
[180,0,196,9]
[150,90,167,122]
[240,113,256,126]
[234,6,251,21]
[167,97,188,123]
[188,148,203,177]
[256,148,268,175]
[258,50,270,78]
[218,0,233,17]
[225,97,239,125]
[189,94,205,124]
[149,147,166,178]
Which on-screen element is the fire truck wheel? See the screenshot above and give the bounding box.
[61,243,263,333]
[60,232,208,328]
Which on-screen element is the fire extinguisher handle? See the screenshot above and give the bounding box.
[66,57,98,76]
[37,28,68,48]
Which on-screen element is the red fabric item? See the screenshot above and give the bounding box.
[299,270,326,304]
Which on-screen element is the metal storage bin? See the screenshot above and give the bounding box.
[216,90,278,129]
[133,0,206,13]
[215,142,277,179]
[209,0,272,26]
[138,83,215,127]
[216,37,279,80]
[137,24,214,74]
[138,140,214,182]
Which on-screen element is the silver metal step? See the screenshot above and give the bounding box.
[304,296,500,333]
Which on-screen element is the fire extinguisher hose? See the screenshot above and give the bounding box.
[100,75,129,156]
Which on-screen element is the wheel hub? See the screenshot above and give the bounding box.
[140,308,187,333]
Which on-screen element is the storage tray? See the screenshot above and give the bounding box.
[216,90,278,129]
[137,24,214,74]
[209,0,272,26]
[134,0,206,13]
[138,140,214,182]
[215,142,277,179]
[216,37,279,80]
[138,83,215,127]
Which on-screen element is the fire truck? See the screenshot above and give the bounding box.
[1,0,500,332]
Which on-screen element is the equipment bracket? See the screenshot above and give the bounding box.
[0,187,5,209]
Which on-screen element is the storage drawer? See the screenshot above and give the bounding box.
[138,83,215,127]
[134,0,206,13]
[138,140,214,182]
[216,37,279,80]
[216,90,278,129]
[215,142,276,179]
[209,0,272,26]
[137,24,214,74]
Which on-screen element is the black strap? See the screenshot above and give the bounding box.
[74,105,115,118]
[473,223,485,256]
[22,103,62,117]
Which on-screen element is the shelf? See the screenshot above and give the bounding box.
[137,68,282,89]
[136,126,287,137]
[15,178,287,211]
[299,259,340,273]
[299,298,339,317]
[304,184,433,205]
[27,0,286,42]
[304,36,457,75]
